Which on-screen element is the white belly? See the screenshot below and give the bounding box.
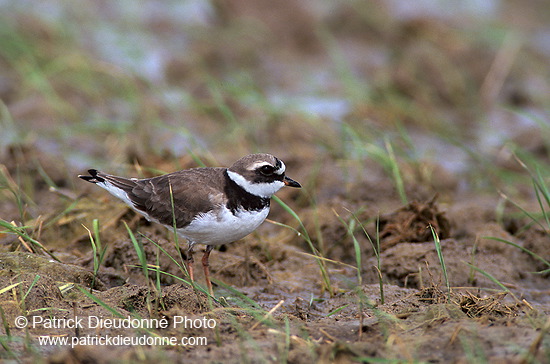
[178,206,270,246]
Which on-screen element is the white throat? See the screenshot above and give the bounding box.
[227,170,285,198]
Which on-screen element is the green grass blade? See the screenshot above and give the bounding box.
[333,209,366,294]
[430,225,450,300]
[272,196,333,295]
[272,196,310,241]
[0,219,60,262]
[0,305,11,339]
[21,275,40,303]
[385,138,408,205]
[532,170,550,229]
[464,262,519,302]
[534,166,550,208]
[139,234,214,297]
[92,219,102,253]
[327,304,350,317]
[77,286,125,318]
[139,233,185,273]
[483,236,550,270]
[123,221,148,279]
[500,192,547,232]
[211,279,262,310]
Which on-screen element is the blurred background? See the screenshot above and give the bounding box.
[0,0,549,229]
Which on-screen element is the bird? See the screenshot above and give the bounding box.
[78,153,301,295]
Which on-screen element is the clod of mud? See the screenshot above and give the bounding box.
[91,283,219,318]
[160,283,220,314]
[0,251,105,290]
[95,236,184,287]
[210,251,273,287]
[514,226,550,276]
[379,197,451,249]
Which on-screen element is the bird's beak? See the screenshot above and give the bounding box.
[283,176,301,188]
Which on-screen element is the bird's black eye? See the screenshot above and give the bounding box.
[259,165,274,176]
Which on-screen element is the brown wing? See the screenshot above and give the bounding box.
[128,168,228,228]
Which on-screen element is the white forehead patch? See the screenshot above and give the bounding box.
[275,160,286,175]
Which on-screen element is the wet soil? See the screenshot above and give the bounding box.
[1,1,550,363]
[1,157,549,363]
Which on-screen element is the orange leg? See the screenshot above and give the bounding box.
[186,244,195,282]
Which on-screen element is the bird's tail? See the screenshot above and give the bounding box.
[78,169,105,183]
[79,169,137,192]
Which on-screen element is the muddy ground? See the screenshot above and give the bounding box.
[1,147,549,363]
[1,1,550,363]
